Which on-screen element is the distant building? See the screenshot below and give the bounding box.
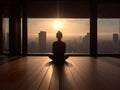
[113,33,119,53]
[38,31,46,52]
[82,33,90,53]
[28,41,38,53]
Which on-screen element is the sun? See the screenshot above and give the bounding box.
[53,20,63,30]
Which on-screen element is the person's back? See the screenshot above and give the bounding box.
[49,31,68,62]
[53,40,66,56]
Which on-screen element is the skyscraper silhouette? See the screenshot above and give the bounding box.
[39,31,46,52]
[83,33,90,53]
[113,33,119,53]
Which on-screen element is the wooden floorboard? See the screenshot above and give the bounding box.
[0,56,120,90]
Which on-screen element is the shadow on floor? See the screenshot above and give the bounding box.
[46,60,74,90]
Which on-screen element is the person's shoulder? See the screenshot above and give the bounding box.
[53,41,57,43]
[61,41,65,43]
[53,41,57,44]
[61,41,66,45]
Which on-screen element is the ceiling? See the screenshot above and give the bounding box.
[1,0,120,18]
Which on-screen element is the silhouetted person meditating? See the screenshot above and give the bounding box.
[49,31,68,62]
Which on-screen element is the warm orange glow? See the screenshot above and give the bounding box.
[28,18,90,38]
[53,20,64,30]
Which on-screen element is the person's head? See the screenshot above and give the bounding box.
[56,31,63,40]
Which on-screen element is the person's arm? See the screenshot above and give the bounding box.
[52,42,55,54]
[63,42,66,53]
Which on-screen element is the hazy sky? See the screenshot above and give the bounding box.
[28,18,120,38]
[3,18,120,39]
[98,19,120,35]
[28,18,90,38]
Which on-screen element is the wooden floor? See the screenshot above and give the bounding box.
[0,56,120,90]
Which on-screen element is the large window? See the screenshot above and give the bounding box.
[98,19,120,54]
[97,3,120,54]
[28,18,90,54]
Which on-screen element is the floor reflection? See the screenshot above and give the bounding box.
[0,56,120,90]
[46,60,74,90]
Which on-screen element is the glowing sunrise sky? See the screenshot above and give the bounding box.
[3,18,120,40]
[28,18,90,38]
[28,18,120,39]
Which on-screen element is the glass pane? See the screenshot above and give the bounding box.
[28,18,90,54]
[97,19,120,54]
[3,18,9,54]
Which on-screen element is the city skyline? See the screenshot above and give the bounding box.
[2,18,120,54]
[27,31,120,54]
[2,29,120,54]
